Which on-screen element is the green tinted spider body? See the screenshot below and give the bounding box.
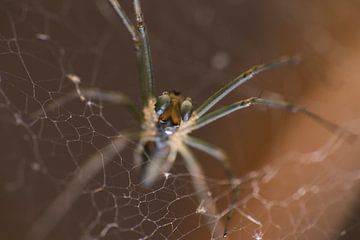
[135,91,194,184]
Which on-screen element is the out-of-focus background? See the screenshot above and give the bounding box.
[0,0,359,239]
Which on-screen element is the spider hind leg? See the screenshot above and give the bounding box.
[134,140,176,186]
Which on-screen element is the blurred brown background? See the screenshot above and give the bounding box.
[1,0,360,239]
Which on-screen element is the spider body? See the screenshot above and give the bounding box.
[137,91,194,183]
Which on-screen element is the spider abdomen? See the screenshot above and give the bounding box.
[139,139,172,185]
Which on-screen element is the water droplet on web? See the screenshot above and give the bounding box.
[31,162,41,171]
[253,231,264,240]
[211,51,230,70]
[311,185,319,194]
[67,74,81,84]
[293,187,306,200]
[196,205,206,214]
[36,33,50,41]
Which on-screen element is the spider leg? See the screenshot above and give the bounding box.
[194,56,300,118]
[176,142,225,238]
[108,0,138,41]
[192,97,355,141]
[133,137,177,186]
[142,146,177,186]
[108,0,154,103]
[30,88,141,121]
[133,0,154,102]
[185,136,240,237]
[26,135,129,240]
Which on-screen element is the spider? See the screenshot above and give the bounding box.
[27,0,347,239]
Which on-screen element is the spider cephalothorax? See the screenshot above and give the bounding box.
[155,91,193,136]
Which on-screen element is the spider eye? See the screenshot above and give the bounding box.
[155,92,170,115]
[180,97,193,121]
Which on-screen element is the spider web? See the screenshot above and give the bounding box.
[1,0,360,240]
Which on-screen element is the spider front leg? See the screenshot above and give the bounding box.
[185,136,240,237]
[133,0,154,102]
[194,55,300,118]
[191,97,354,140]
[108,0,154,104]
[31,87,141,121]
